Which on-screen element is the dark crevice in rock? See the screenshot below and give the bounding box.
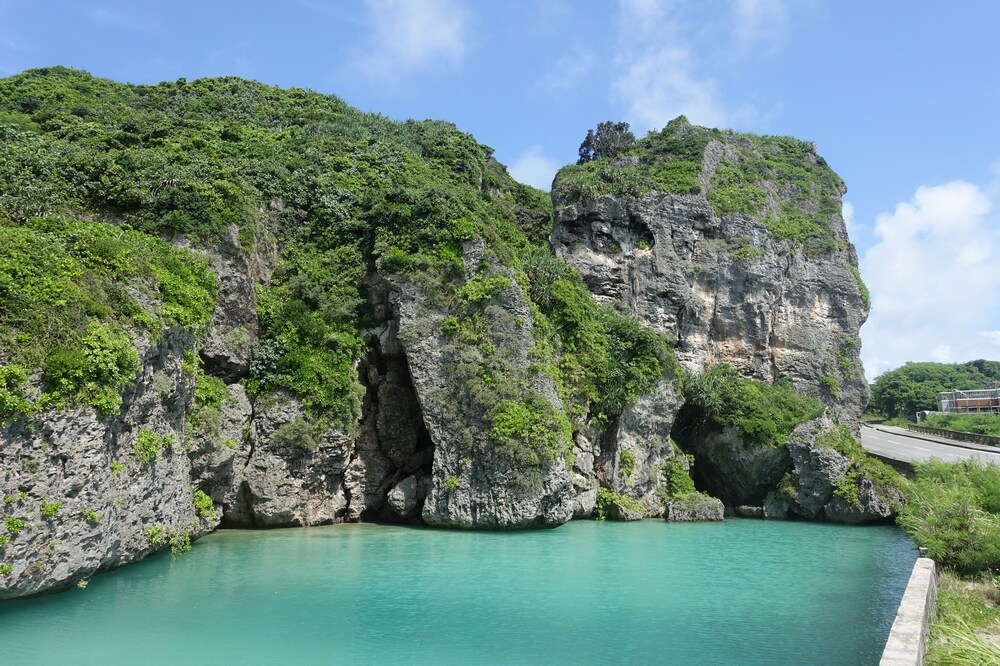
[354,334,434,524]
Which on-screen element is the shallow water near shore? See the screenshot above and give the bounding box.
[0,519,916,665]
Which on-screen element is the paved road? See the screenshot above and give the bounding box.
[861,424,1000,465]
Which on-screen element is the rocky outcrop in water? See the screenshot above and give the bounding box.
[0,328,217,599]
[0,68,892,599]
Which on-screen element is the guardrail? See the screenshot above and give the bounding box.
[907,424,1000,447]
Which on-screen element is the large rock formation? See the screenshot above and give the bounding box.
[0,69,893,599]
[551,188,868,429]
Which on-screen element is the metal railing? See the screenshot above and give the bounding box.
[907,424,1000,447]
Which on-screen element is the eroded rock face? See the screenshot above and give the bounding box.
[594,381,685,517]
[551,189,868,430]
[391,275,575,529]
[763,416,900,524]
[0,328,216,599]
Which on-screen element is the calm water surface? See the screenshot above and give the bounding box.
[0,519,916,665]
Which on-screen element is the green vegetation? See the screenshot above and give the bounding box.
[706,134,845,255]
[444,475,460,493]
[4,491,26,504]
[144,525,190,557]
[192,489,214,519]
[684,364,824,447]
[819,375,841,398]
[185,361,232,448]
[0,564,11,575]
[132,428,173,463]
[594,487,645,519]
[848,265,870,309]
[870,360,1000,418]
[926,572,1000,664]
[619,449,636,479]
[40,500,61,518]
[662,456,696,498]
[896,459,1000,575]
[577,121,636,164]
[82,509,100,524]
[4,516,26,537]
[815,425,903,507]
[0,67,689,470]
[555,116,709,199]
[920,412,1000,438]
[0,215,216,419]
[109,460,124,475]
[270,416,318,451]
[0,534,8,547]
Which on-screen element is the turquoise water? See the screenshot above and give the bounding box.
[0,520,915,665]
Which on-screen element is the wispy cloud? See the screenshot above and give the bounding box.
[613,46,729,132]
[356,0,469,83]
[611,0,758,132]
[508,145,560,191]
[732,0,790,52]
[861,178,1000,379]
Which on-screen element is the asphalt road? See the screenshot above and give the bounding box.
[860,424,1000,465]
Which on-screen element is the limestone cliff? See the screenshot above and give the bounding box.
[0,71,897,600]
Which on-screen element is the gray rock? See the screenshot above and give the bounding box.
[606,500,644,522]
[386,475,421,519]
[0,327,213,599]
[551,173,869,431]
[664,493,725,522]
[390,260,575,529]
[603,381,684,517]
[681,425,791,507]
[735,505,765,518]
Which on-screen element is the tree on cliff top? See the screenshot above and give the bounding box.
[577,121,635,164]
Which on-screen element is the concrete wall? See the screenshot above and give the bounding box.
[881,558,937,665]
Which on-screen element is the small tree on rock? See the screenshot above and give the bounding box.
[577,121,636,164]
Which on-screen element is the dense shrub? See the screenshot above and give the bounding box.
[684,364,824,447]
[897,459,1000,575]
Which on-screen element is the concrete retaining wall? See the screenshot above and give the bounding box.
[881,558,937,665]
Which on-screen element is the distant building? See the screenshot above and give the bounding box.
[937,388,1000,414]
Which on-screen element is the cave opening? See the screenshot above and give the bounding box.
[356,335,434,524]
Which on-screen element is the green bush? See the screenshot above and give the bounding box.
[82,509,100,524]
[594,487,644,519]
[663,456,696,498]
[920,413,1000,438]
[40,499,61,518]
[897,459,1000,575]
[192,489,214,519]
[619,449,636,479]
[4,516,27,536]
[816,426,904,508]
[132,428,173,463]
[684,364,824,447]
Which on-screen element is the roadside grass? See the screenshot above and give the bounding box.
[927,571,1000,665]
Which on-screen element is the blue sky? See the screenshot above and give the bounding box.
[1,0,999,379]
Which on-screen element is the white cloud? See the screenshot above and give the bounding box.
[842,201,859,239]
[357,0,469,82]
[613,46,729,132]
[508,145,560,191]
[611,0,759,133]
[860,179,1000,379]
[732,0,790,52]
